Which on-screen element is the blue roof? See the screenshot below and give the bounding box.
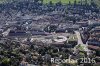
[31,31,48,36]
[9,30,27,36]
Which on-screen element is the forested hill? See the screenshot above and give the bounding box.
[0,0,100,7]
[94,0,100,7]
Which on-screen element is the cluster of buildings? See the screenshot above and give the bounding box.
[88,26,100,46]
[0,0,100,66]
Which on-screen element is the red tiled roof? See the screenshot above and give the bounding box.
[88,45,100,50]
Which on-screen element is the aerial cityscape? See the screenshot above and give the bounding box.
[0,0,100,66]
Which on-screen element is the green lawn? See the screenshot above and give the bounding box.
[68,34,78,41]
[43,0,80,4]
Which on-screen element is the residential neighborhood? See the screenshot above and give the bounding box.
[0,0,100,66]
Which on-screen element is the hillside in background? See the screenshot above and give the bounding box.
[0,0,5,3]
[43,0,100,7]
[43,0,80,4]
[0,0,99,7]
[0,0,80,3]
[94,0,100,7]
